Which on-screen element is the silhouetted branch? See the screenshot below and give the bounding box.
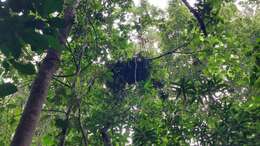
[181,0,207,36]
[53,77,72,88]
[54,62,92,78]
[149,41,191,60]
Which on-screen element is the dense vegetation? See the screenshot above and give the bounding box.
[0,0,259,145]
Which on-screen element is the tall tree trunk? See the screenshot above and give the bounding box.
[10,1,80,146]
[10,49,60,146]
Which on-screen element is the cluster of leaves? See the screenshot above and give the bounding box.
[0,0,66,98]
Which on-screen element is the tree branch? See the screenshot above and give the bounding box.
[149,41,191,60]
[78,103,88,146]
[181,0,207,36]
[58,105,73,146]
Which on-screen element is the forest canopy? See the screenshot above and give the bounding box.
[0,0,259,145]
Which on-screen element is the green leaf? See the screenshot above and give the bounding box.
[0,83,18,98]
[40,0,63,17]
[47,35,63,51]
[22,30,49,53]
[2,60,10,71]
[11,60,36,75]
[43,135,55,145]
[55,118,68,129]
[25,18,47,30]
[256,38,260,44]
[7,0,33,12]
[10,42,22,59]
[48,17,65,28]
[0,37,22,59]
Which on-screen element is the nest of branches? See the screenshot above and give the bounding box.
[107,55,150,92]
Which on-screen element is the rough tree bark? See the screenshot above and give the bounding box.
[10,1,80,146]
[10,49,60,146]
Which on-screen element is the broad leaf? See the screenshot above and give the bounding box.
[55,118,68,129]
[21,30,49,53]
[0,83,17,98]
[47,35,63,51]
[39,0,63,17]
[11,60,36,75]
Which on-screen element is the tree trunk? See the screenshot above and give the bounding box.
[10,1,80,145]
[10,49,60,146]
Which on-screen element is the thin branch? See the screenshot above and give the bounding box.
[172,49,211,55]
[86,15,99,50]
[149,41,191,60]
[54,73,76,78]
[78,102,88,146]
[52,77,71,88]
[54,62,92,78]
[66,39,78,68]
[42,109,66,114]
[58,105,73,146]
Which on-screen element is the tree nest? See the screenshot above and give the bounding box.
[107,55,150,92]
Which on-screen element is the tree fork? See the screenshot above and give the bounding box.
[10,1,81,145]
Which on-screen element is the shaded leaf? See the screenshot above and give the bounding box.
[22,30,49,53]
[47,35,63,51]
[48,17,65,28]
[2,60,10,71]
[39,0,63,17]
[55,118,68,129]
[11,60,36,75]
[0,83,17,98]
